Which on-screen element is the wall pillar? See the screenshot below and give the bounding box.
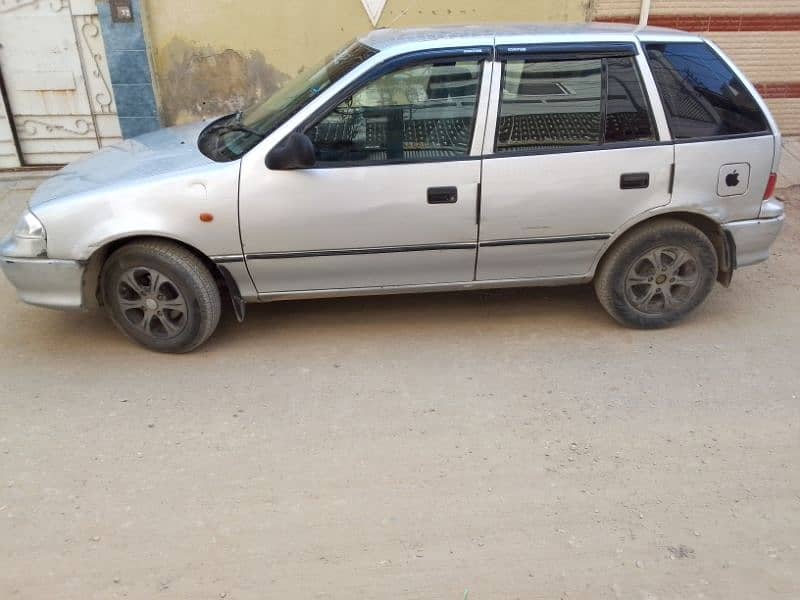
[96,0,160,138]
[639,0,650,25]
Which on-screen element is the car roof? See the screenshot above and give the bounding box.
[360,22,703,52]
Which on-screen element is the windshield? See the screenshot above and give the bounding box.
[199,40,378,161]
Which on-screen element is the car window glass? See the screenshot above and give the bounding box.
[644,42,768,139]
[199,41,377,162]
[305,60,482,164]
[496,59,602,152]
[605,57,656,142]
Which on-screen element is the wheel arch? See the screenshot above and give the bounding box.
[81,234,240,309]
[593,211,735,286]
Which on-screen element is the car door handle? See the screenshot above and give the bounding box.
[427,186,458,204]
[620,172,650,190]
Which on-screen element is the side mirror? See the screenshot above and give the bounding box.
[266,132,316,170]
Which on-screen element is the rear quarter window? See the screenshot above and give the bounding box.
[644,42,769,139]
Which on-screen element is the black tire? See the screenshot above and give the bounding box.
[101,240,221,353]
[595,219,718,329]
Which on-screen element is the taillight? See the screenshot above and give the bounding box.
[763,172,778,200]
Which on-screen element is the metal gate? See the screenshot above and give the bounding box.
[0,0,122,168]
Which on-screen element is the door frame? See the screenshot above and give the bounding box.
[0,64,24,167]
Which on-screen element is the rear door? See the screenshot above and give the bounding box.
[477,43,674,281]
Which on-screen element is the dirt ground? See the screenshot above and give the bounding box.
[1,178,798,600]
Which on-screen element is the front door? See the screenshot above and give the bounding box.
[239,51,491,293]
[478,45,674,280]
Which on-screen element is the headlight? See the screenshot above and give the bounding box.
[2,208,48,259]
[13,209,46,240]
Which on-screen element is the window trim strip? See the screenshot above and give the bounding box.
[484,139,672,160]
[671,132,772,144]
[496,42,638,61]
[599,58,609,145]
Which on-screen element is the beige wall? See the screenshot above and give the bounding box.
[142,0,590,124]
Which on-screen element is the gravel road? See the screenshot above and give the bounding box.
[1,177,798,600]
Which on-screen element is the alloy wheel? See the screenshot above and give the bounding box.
[116,267,188,339]
[624,246,701,315]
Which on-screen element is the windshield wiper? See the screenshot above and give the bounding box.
[209,123,265,139]
[208,112,265,139]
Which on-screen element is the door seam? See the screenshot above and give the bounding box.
[474,52,496,281]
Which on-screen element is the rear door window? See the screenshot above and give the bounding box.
[644,42,769,139]
[495,55,656,153]
[497,59,602,152]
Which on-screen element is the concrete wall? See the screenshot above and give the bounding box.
[142,0,590,125]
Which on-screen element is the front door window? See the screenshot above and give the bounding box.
[305,59,484,165]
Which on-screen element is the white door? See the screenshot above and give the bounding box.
[239,51,493,294]
[0,0,122,167]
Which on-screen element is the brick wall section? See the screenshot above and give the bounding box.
[592,0,640,18]
[660,0,800,14]
[593,1,800,135]
[605,0,800,14]
[710,33,799,84]
[603,14,800,31]
[756,83,800,100]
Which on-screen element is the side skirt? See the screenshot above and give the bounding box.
[253,274,592,303]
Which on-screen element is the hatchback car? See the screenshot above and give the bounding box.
[0,24,785,352]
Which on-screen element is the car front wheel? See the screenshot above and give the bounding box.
[101,240,221,353]
[594,219,718,329]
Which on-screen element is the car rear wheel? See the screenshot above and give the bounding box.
[594,220,718,329]
[102,240,221,353]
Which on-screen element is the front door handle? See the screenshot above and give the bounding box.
[620,172,650,190]
[428,186,458,204]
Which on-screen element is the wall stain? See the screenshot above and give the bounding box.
[157,38,289,125]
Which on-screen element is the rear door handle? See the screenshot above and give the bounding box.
[428,186,458,204]
[620,172,650,190]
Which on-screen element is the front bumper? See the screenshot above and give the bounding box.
[1,236,85,310]
[723,201,785,268]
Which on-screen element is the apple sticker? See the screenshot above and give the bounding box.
[726,170,740,187]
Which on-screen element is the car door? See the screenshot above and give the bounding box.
[238,48,492,294]
[477,43,674,281]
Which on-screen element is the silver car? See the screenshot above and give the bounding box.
[0,24,785,352]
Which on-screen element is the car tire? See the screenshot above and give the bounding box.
[594,219,718,329]
[101,240,222,353]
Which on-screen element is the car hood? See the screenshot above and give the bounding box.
[29,120,219,208]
